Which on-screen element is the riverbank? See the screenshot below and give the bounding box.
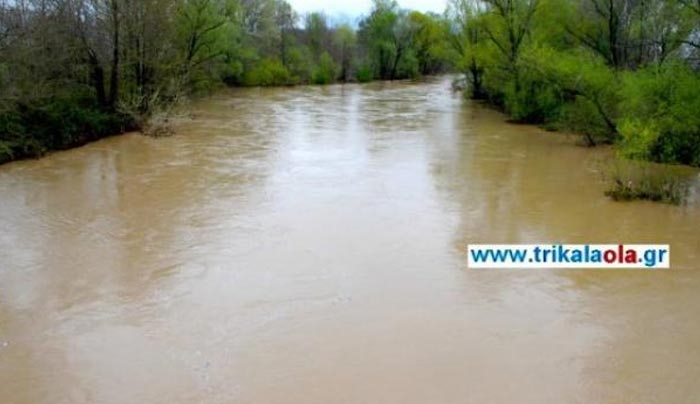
[3,79,700,403]
[0,77,433,166]
[3,76,696,206]
[454,61,700,205]
[0,102,136,165]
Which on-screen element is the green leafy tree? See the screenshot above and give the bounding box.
[332,24,357,82]
[408,12,451,75]
[177,0,240,92]
[312,52,338,84]
[305,12,329,61]
[358,0,413,80]
[481,0,539,87]
[447,0,489,98]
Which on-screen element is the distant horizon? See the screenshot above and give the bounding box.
[288,0,448,22]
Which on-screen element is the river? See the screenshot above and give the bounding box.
[1,77,699,403]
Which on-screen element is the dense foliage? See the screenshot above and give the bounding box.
[446,0,700,168]
[2,0,700,175]
[0,0,452,163]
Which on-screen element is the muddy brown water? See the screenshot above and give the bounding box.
[1,77,699,403]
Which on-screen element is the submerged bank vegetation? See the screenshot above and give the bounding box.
[0,0,452,163]
[1,0,699,202]
[447,0,700,203]
[604,162,691,205]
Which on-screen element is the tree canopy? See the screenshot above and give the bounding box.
[2,0,700,169]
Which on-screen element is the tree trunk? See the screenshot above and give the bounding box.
[88,52,107,107]
[108,0,120,108]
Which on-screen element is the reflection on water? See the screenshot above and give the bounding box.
[0,77,699,403]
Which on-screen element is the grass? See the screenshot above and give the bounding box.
[604,159,692,205]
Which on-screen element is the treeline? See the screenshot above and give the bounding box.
[0,0,453,163]
[3,0,700,172]
[447,0,700,168]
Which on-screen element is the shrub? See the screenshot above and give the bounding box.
[396,48,419,79]
[519,47,620,143]
[0,141,13,164]
[617,120,659,160]
[243,59,293,86]
[502,73,562,124]
[559,96,617,146]
[0,99,135,163]
[618,64,700,166]
[287,47,313,84]
[604,160,691,205]
[355,64,374,83]
[312,52,338,84]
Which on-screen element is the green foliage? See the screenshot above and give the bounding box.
[357,2,451,81]
[358,0,401,80]
[617,120,659,161]
[617,65,700,166]
[177,0,240,88]
[0,99,135,162]
[305,12,329,60]
[312,53,338,84]
[447,0,700,171]
[604,160,691,205]
[333,24,357,82]
[517,46,619,143]
[558,97,614,145]
[0,141,13,165]
[356,65,375,83]
[286,47,313,84]
[2,0,463,166]
[501,70,561,124]
[223,46,260,85]
[243,58,293,86]
[408,11,452,75]
[3,0,700,175]
[446,0,491,97]
[396,48,420,79]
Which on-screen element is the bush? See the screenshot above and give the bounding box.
[510,47,620,141]
[0,141,13,164]
[312,52,338,84]
[617,120,659,160]
[604,160,691,204]
[355,64,374,83]
[287,47,313,84]
[0,99,136,163]
[618,64,700,166]
[476,57,564,124]
[559,96,617,146]
[396,48,420,79]
[502,73,562,124]
[243,59,293,86]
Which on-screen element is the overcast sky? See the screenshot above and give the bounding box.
[288,0,448,22]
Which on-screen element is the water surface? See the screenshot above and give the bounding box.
[1,77,699,403]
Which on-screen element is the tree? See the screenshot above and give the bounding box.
[447,0,488,97]
[332,24,357,82]
[273,0,296,67]
[177,0,239,91]
[482,0,539,86]
[563,0,691,69]
[358,0,417,80]
[408,12,450,75]
[305,12,329,61]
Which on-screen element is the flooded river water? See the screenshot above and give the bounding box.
[1,77,699,403]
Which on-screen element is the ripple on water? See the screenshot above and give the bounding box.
[0,77,699,404]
